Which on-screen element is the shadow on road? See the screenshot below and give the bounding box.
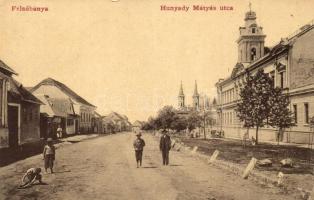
[168,164,182,167]
[53,170,72,174]
[142,166,158,169]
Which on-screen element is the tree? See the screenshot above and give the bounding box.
[186,111,202,132]
[156,106,178,130]
[268,87,294,144]
[236,69,273,144]
[171,115,187,132]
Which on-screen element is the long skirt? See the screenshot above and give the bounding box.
[44,154,54,169]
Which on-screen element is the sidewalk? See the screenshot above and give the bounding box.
[0,133,101,167]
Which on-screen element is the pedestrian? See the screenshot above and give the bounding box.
[43,138,56,173]
[57,125,63,138]
[18,168,42,189]
[133,132,145,168]
[159,130,171,165]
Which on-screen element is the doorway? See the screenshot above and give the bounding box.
[8,104,20,148]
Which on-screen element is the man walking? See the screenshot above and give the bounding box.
[133,132,145,168]
[159,130,171,165]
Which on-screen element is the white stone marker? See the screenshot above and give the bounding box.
[171,140,176,148]
[309,185,314,200]
[277,171,284,186]
[242,157,258,179]
[208,150,220,163]
[191,146,198,154]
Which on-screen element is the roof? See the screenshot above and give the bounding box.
[36,95,75,117]
[94,111,102,118]
[8,78,43,105]
[30,78,96,107]
[107,112,125,121]
[0,60,18,75]
[132,120,144,127]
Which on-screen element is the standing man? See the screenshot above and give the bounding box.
[159,130,171,165]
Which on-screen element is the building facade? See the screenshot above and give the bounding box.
[0,60,42,149]
[30,78,96,134]
[215,9,314,143]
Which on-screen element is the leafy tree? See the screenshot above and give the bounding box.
[236,69,273,144]
[268,87,294,144]
[171,115,187,132]
[186,111,202,131]
[156,106,178,130]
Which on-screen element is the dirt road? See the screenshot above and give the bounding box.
[0,133,298,200]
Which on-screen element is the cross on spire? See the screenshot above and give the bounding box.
[249,2,252,13]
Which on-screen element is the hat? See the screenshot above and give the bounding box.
[136,132,142,136]
[47,138,53,142]
[162,129,167,133]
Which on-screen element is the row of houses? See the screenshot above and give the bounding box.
[215,9,314,143]
[0,61,132,150]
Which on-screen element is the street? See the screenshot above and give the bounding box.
[0,133,297,200]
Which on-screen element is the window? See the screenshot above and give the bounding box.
[270,71,275,86]
[305,103,309,124]
[279,72,284,88]
[293,104,298,124]
[250,48,256,61]
[252,28,256,33]
[67,119,74,126]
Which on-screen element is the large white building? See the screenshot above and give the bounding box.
[215,9,314,143]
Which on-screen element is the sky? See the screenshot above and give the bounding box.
[0,0,313,122]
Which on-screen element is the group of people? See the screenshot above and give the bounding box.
[133,130,171,168]
[18,138,56,189]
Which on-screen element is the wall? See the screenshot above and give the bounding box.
[0,128,9,148]
[290,28,314,89]
[20,102,40,144]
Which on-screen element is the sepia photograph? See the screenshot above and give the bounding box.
[0,0,314,199]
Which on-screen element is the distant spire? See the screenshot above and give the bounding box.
[178,81,184,96]
[249,2,252,13]
[193,80,199,97]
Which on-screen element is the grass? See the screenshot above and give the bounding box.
[174,135,314,174]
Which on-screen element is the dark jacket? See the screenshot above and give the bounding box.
[159,134,171,151]
[133,138,145,151]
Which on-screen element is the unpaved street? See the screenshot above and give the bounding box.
[0,133,297,200]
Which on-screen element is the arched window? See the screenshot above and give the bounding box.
[250,48,256,61]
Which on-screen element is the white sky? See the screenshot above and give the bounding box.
[0,0,313,122]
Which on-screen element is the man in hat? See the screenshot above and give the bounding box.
[133,132,145,168]
[159,130,171,165]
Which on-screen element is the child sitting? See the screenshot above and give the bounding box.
[18,168,42,189]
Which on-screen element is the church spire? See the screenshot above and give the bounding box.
[192,80,200,110]
[193,80,199,97]
[178,81,184,96]
[178,81,185,109]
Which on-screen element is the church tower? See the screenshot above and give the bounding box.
[192,80,200,110]
[237,4,266,64]
[178,81,185,109]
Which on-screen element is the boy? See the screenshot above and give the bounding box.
[18,168,42,189]
[133,132,145,168]
[43,138,56,173]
